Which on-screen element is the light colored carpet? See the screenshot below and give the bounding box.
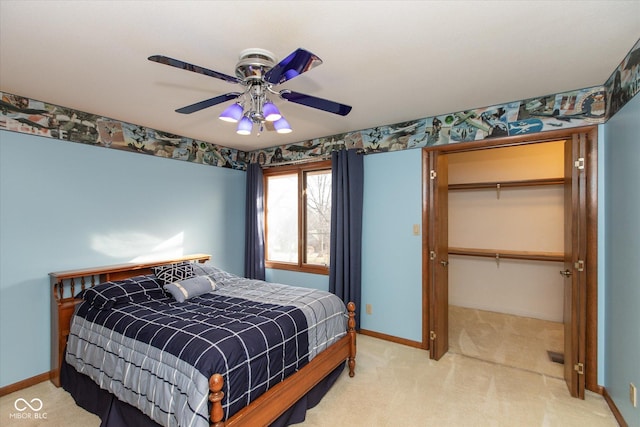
[1,335,616,427]
[300,335,615,427]
[449,305,565,379]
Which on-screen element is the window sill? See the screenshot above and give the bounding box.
[265,262,329,276]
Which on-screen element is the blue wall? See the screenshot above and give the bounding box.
[0,130,246,388]
[603,94,640,426]
[360,149,423,342]
[265,268,329,291]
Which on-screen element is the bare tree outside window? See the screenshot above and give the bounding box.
[305,170,331,266]
[264,160,332,274]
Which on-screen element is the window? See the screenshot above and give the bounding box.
[264,160,332,274]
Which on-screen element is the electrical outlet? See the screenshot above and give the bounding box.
[365,304,372,315]
[631,383,637,408]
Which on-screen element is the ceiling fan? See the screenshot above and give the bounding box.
[148,48,352,135]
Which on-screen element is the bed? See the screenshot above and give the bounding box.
[49,254,356,426]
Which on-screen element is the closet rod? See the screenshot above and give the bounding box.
[448,247,564,262]
[448,177,565,191]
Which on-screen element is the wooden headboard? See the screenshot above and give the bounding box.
[48,253,211,387]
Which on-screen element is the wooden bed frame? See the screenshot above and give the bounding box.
[49,254,357,427]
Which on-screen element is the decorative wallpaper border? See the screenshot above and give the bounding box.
[249,85,607,165]
[0,93,248,170]
[604,38,640,120]
[1,39,638,170]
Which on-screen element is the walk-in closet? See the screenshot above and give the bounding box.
[446,141,565,378]
[423,127,598,398]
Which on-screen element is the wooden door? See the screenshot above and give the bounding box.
[427,151,449,360]
[562,135,587,398]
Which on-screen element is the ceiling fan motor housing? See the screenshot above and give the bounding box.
[235,48,277,82]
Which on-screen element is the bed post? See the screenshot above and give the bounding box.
[347,301,357,377]
[209,374,225,427]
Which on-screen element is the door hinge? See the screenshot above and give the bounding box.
[574,157,585,170]
[574,260,585,272]
[574,362,584,375]
[430,331,437,341]
[430,170,437,180]
[429,250,436,260]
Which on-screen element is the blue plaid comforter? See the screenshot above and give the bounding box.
[65,265,347,427]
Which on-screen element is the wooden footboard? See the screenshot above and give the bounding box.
[209,302,357,427]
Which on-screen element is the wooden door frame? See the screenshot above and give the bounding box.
[564,135,588,398]
[421,126,598,392]
[424,151,449,359]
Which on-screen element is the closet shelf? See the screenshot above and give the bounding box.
[448,177,565,191]
[448,247,564,262]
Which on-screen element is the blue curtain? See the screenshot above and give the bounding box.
[329,149,364,329]
[244,162,265,280]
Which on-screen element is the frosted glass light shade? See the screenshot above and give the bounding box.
[219,103,243,122]
[263,102,282,121]
[274,117,292,134]
[236,116,253,135]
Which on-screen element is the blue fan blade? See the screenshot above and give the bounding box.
[264,48,323,85]
[149,55,241,84]
[280,90,352,116]
[175,93,242,114]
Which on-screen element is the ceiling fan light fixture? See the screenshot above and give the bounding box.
[150,48,352,137]
[274,117,292,134]
[236,116,253,135]
[263,102,282,121]
[219,103,243,122]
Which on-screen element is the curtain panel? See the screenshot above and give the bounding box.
[244,162,266,280]
[329,149,364,329]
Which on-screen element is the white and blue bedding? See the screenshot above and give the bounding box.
[65,263,348,427]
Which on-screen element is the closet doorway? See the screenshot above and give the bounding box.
[422,127,598,399]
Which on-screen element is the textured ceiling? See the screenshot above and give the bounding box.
[1,1,639,152]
